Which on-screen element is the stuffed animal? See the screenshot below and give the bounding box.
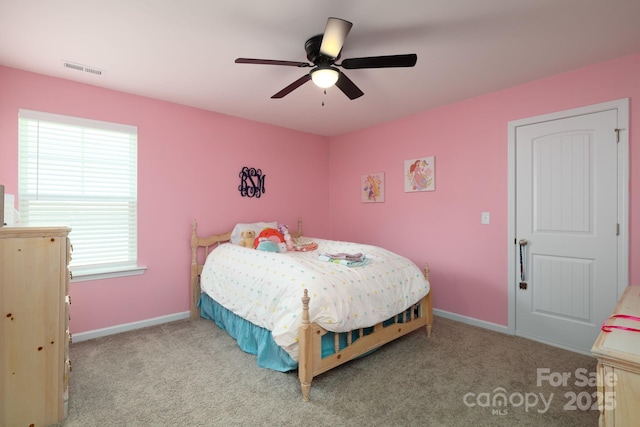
[253,228,284,249]
[239,230,256,248]
[255,239,279,253]
[278,224,294,251]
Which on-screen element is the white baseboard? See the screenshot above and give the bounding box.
[73,309,588,356]
[74,309,507,343]
[72,311,191,342]
[433,308,510,335]
[434,309,594,355]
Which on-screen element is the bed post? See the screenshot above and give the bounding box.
[299,289,313,402]
[424,263,433,337]
[290,217,303,238]
[190,220,200,319]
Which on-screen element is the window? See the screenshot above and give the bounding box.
[18,109,143,280]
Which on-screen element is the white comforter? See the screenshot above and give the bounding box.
[200,238,430,361]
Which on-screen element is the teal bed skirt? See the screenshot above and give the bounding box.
[198,292,298,372]
[198,292,412,372]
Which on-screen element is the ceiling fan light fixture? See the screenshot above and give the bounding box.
[311,67,339,88]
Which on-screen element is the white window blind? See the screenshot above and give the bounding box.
[18,109,138,277]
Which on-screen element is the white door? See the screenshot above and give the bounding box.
[511,101,628,354]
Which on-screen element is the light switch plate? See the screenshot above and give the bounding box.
[481,212,490,225]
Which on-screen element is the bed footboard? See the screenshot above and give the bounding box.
[298,264,433,402]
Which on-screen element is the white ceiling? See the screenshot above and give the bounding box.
[1,1,639,137]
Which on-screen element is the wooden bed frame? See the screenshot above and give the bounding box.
[190,219,433,401]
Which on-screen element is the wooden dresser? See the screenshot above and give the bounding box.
[591,285,640,427]
[0,227,72,427]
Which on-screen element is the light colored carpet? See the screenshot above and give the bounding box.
[52,316,599,426]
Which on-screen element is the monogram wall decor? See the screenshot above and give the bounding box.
[238,167,266,198]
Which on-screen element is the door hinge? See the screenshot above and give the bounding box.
[615,128,621,143]
[616,223,620,236]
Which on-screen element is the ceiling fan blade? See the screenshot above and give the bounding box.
[341,54,417,69]
[335,72,363,100]
[320,17,353,59]
[235,58,309,67]
[271,74,312,99]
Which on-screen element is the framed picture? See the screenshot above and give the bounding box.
[404,156,435,192]
[361,172,385,203]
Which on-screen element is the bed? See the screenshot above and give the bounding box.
[190,219,433,401]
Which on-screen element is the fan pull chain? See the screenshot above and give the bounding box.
[322,89,326,106]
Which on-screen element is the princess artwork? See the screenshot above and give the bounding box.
[361,172,384,203]
[405,156,434,192]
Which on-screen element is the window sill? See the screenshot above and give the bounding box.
[71,266,147,283]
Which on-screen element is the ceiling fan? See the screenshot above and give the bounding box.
[235,17,417,100]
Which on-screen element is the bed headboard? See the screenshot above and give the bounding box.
[189,218,304,318]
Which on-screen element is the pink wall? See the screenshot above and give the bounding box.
[1,52,638,335]
[0,66,330,334]
[328,52,640,326]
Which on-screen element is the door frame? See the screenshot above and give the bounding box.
[507,98,629,336]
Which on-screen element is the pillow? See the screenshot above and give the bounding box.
[230,221,277,245]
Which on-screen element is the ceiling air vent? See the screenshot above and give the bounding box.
[62,61,105,76]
